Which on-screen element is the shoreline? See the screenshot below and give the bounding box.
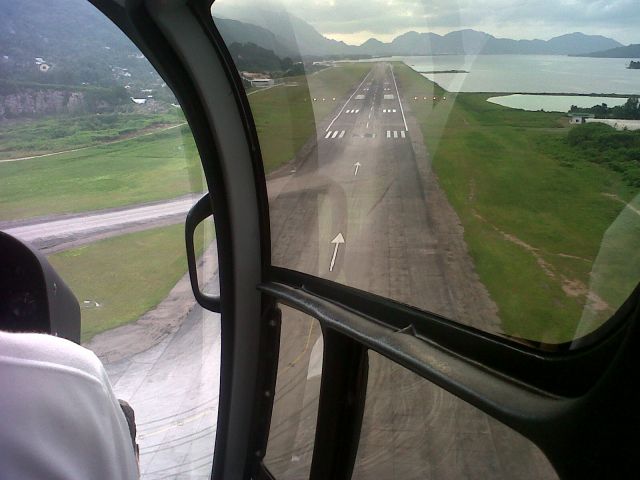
[400,60,639,97]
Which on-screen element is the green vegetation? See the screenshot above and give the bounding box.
[570,96,640,120]
[563,123,640,186]
[0,112,184,159]
[0,124,203,221]
[248,63,370,172]
[396,63,639,343]
[49,223,212,342]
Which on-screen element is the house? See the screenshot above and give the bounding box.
[569,113,595,124]
[249,78,274,88]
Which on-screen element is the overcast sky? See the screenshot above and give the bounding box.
[215,0,639,45]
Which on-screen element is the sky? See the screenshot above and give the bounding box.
[214,0,639,45]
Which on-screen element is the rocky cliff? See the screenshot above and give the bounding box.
[0,89,87,120]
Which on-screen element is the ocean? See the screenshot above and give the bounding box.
[391,55,640,95]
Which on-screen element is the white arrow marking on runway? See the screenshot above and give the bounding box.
[354,162,361,176]
[329,233,345,272]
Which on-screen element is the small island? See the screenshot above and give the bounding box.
[629,60,640,70]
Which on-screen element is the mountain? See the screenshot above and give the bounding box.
[545,33,622,55]
[212,4,358,56]
[358,30,623,56]
[211,4,622,57]
[577,44,640,58]
[0,0,158,87]
[214,17,297,59]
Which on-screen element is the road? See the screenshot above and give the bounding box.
[1,195,199,253]
[2,62,555,478]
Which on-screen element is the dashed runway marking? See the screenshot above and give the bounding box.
[382,109,397,113]
[325,130,346,140]
[345,109,360,113]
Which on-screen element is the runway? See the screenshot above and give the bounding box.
[264,63,555,479]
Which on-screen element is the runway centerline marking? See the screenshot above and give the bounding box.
[325,69,372,132]
[329,232,345,272]
[390,64,408,131]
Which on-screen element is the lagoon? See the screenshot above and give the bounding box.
[390,55,640,94]
[487,94,629,112]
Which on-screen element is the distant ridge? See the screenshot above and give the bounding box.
[211,4,623,57]
[576,44,640,58]
[357,30,623,56]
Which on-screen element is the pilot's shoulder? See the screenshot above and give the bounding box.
[0,330,105,381]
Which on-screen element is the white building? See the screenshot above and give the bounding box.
[250,78,275,88]
[569,113,595,124]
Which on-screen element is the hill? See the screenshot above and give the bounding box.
[577,44,640,58]
[357,30,622,56]
[212,4,622,57]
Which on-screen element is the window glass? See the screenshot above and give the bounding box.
[264,305,323,478]
[1,1,218,477]
[211,0,640,347]
[353,351,557,479]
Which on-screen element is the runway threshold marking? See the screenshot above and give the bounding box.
[390,64,409,131]
[325,69,372,132]
[329,232,345,272]
[324,130,346,139]
[386,130,407,139]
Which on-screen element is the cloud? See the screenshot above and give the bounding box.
[213,0,640,44]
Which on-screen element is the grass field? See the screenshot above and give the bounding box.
[395,64,639,343]
[0,112,183,160]
[0,125,204,221]
[49,223,213,342]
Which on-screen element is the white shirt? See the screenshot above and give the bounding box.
[0,331,139,479]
